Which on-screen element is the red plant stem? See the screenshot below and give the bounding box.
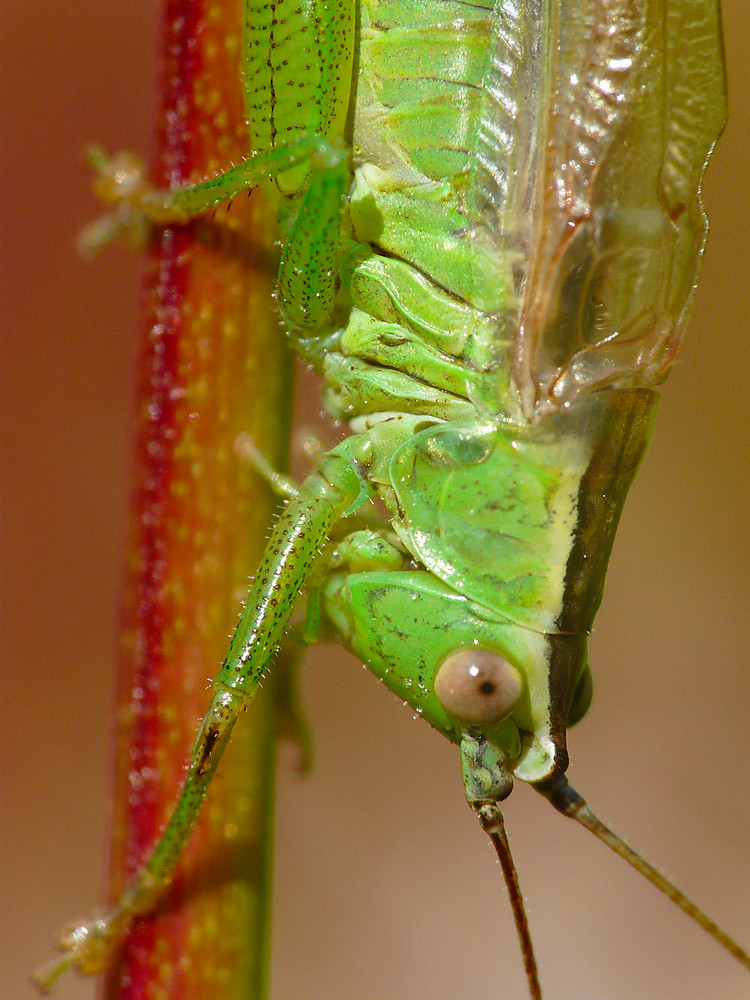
[101,0,289,996]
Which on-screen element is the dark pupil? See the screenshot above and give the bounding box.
[478,680,496,697]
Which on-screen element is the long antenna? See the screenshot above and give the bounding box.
[475,803,543,1000]
[535,775,750,971]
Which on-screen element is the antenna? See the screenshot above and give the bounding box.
[534,775,750,971]
[475,802,543,1000]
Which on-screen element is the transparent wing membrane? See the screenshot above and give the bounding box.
[472,0,726,416]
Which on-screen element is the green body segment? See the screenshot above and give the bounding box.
[42,0,726,985]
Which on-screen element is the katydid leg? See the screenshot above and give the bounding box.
[235,432,300,499]
[88,138,347,224]
[33,443,372,992]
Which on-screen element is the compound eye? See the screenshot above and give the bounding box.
[433,648,523,725]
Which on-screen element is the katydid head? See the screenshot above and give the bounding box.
[368,389,659,773]
[324,565,580,785]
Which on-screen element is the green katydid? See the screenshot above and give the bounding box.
[34,0,747,997]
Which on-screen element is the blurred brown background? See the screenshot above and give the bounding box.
[2,3,749,999]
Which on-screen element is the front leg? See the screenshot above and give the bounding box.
[33,441,372,992]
